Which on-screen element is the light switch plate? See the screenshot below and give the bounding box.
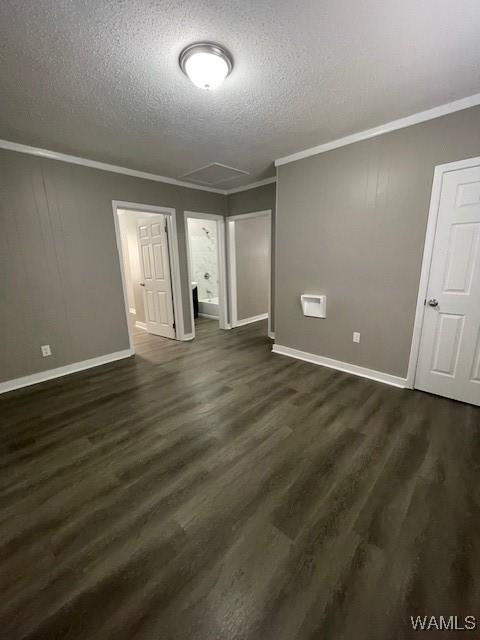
[353,332,361,343]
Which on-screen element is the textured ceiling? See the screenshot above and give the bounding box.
[1,0,479,187]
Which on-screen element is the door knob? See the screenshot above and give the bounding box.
[427,298,439,307]
[140,282,145,287]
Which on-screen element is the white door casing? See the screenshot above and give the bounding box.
[415,165,480,406]
[137,216,175,339]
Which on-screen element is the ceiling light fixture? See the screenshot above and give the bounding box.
[179,42,233,90]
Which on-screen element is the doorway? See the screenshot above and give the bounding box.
[409,157,480,406]
[112,201,186,351]
[227,210,272,336]
[185,211,228,337]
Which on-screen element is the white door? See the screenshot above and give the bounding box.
[416,165,480,406]
[137,216,176,339]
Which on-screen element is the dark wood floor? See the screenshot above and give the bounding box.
[1,318,479,640]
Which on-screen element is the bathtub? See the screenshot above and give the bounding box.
[198,296,219,318]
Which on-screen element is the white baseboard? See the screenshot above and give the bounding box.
[268,331,275,340]
[135,321,148,331]
[181,332,194,341]
[198,313,219,320]
[272,344,407,389]
[233,313,269,328]
[0,348,134,394]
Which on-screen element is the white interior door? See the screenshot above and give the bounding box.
[137,216,175,339]
[415,165,480,406]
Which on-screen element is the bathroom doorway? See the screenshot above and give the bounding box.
[185,211,228,337]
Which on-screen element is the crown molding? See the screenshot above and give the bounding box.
[4,92,479,192]
[0,139,227,194]
[0,138,278,196]
[275,92,480,167]
[225,176,276,194]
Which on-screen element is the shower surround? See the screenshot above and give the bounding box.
[187,218,219,317]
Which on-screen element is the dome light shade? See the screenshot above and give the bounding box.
[179,43,233,90]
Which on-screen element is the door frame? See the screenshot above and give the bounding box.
[112,200,188,352]
[184,211,229,337]
[227,209,272,335]
[406,155,480,389]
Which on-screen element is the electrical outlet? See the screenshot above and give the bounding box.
[353,332,361,343]
[41,344,52,357]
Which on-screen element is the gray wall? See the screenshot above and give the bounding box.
[235,215,270,321]
[276,105,480,378]
[227,182,276,329]
[0,149,226,383]
[227,182,276,217]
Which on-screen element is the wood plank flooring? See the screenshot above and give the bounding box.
[1,317,479,639]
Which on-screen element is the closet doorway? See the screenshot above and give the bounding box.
[227,209,272,336]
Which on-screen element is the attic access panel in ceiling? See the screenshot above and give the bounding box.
[180,162,249,186]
